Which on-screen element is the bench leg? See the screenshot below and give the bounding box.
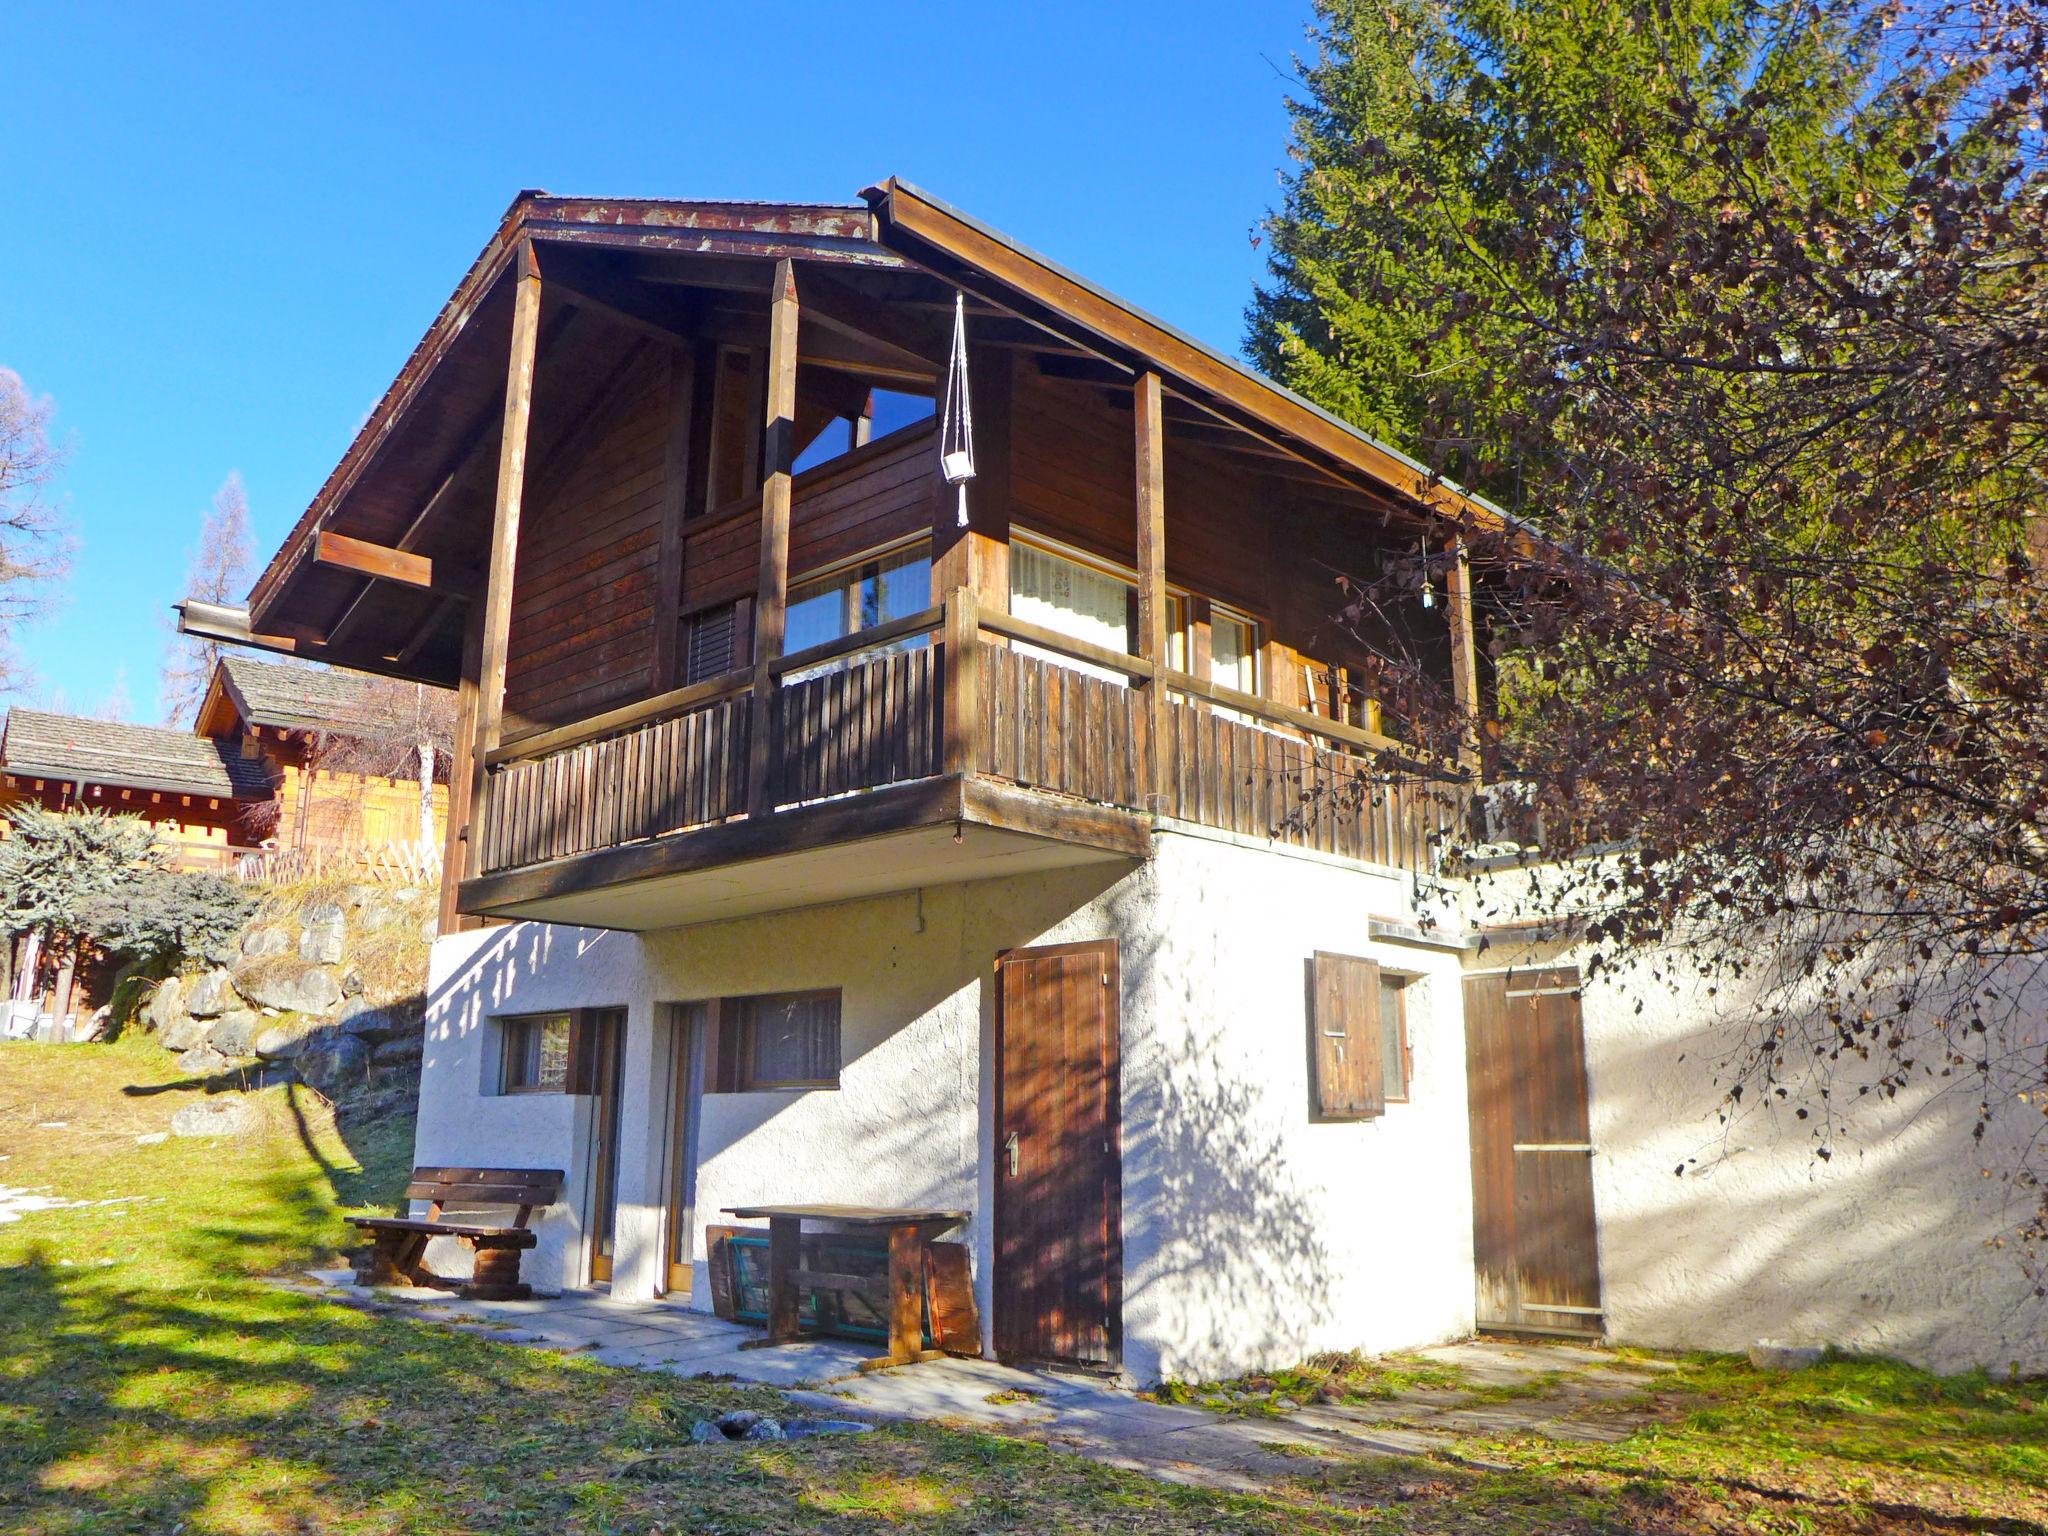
[355,1228,421,1287]
[460,1242,532,1302]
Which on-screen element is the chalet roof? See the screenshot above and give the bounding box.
[210,655,404,736]
[0,709,274,801]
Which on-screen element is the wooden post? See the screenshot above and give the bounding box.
[930,341,1012,614]
[1133,370,1170,807]
[1445,537,1481,778]
[466,240,544,884]
[746,259,800,815]
[441,597,486,935]
[942,586,981,776]
[651,346,699,691]
[767,1214,802,1344]
[887,1221,923,1363]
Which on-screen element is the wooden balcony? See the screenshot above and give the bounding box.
[458,593,1467,930]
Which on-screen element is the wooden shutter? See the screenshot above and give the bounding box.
[1310,952,1384,1119]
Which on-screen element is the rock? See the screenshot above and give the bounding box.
[145,975,187,1035]
[209,1010,265,1056]
[238,967,343,1016]
[135,1131,169,1146]
[336,998,411,1041]
[254,1021,318,1059]
[338,884,375,909]
[782,1419,874,1439]
[1274,1396,1302,1412]
[80,1006,113,1043]
[241,925,292,958]
[689,1421,725,1445]
[372,1035,424,1065]
[184,969,241,1018]
[418,915,439,944]
[358,900,401,930]
[299,923,345,966]
[715,1410,764,1435]
[176,1045,231,1075]
[1749,1341,1827,1372]
[160,1006,212,1054]
[171,1096,258,1138]
[296,1033,370,1092]
[338,965,364,998]
[740,1420,786,1441]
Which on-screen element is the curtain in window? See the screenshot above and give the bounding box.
[1010,543,1133,684]
[1210,611,1256,693]
[740,992,840,1087]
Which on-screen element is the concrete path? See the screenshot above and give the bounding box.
[289,1271,1665,1491]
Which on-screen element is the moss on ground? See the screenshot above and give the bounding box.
[3,1036,2044,1534]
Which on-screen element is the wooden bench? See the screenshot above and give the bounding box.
[347,1166,563,1300]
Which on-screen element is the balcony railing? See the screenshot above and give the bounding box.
[477,591,1467,882]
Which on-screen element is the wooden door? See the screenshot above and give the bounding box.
[1463,968,1603,1335]
[585,1015,627,1285]
[665,1003,707,1296]
[994,940,1122,1368]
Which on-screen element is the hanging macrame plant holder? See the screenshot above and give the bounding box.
[939,291,974,527]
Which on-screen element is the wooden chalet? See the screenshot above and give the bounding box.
[200,184,1502,939]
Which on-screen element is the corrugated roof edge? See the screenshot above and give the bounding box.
[872,177,1533,538]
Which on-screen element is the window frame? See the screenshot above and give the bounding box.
[499,1011,574,1096]
[782,535,933,666]
[708,989,844,1093]
[1379,972,1415,1104]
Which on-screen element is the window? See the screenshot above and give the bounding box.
[1308,953,1408,1119]
[501,1013,572,1093]
[711,990,842,1091]
[682,601,741,684]
[1380,973,1411,1102]
[1209,606,1260,695]
[784,541,932,662]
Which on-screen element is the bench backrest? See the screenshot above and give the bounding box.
[406,1166,564,1216]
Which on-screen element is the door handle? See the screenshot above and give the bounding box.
[1005,1131,1020,1177]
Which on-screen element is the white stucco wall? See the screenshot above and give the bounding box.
[1576,958,2048,1376]
[414,826,1479,1383]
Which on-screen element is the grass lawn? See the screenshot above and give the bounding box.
[3,1036,2045,1535]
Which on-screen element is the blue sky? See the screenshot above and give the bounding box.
[1,2,1316,722]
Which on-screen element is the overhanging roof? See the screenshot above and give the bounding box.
[0,709,274,802]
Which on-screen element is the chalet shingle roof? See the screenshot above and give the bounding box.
[0,710,273,801]
[215,656,400,735]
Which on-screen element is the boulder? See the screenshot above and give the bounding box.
[357,899,402,931]
[298,915,345,966]
[145,975,187,1036]
[253,1020,319,1059]
[184,968,241,1018]
[338,965,364,998]
[241,925,292,959]
[171,1096,258,1138]
[1749,1341,1827,1372]
[372,1035,424,1066]
[295,1033,370,1093]
[740,1420,786,1441]
[176,1045,231,1075]
[689,1421,724,1445]
[159,1007,212,1054]
[209,1010,265,1056]
[418,915,439,945]
[238,966,343,1016]
[336,998,414,1041]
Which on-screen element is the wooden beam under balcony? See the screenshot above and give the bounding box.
[746,258,801,814]
[1133,370,1170,807]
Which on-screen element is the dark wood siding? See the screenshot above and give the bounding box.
[504,347,670,729]
[1464,968,1603,1335]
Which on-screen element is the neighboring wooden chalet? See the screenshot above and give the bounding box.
[195,654,450,875]
[202,185,2036,1386]
[0,708,275,868]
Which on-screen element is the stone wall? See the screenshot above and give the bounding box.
[143,883,436,1094]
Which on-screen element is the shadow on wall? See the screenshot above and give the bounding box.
[1587,964,2048,1376]
[1115,916,1344,1383]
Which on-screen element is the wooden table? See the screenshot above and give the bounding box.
[723,1203,968,1364]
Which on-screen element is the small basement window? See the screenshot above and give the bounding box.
[711,990,842,1091]
[501,1012,572,1093]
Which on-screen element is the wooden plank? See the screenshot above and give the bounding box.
[887,1222,924,1363]
[942,588,981,776]
[1132,371,1171,808]
[651,347,697,690]
[747,259,800,815]
[468,241,545,885]
[314,531,441,592]
[1310,951,1383,1119]
[1446,537,1481,777]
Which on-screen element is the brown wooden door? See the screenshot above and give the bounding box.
[994,940,1122,1368]
[584,1014,627,1285]
[1463,968,1603,1335]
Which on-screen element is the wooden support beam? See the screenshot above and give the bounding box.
[745,259,800,815]
[651,347,698,690]
[1445,538,1481,778]
[942,587,981,775]
[316,531,440,592]
[1133,370,1171,808]
[930,334,1011,613]
[467,240,545,879]
[442,596,486,936]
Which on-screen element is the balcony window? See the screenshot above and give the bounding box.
[1209,606,1259,694]
[784,541,932,662]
